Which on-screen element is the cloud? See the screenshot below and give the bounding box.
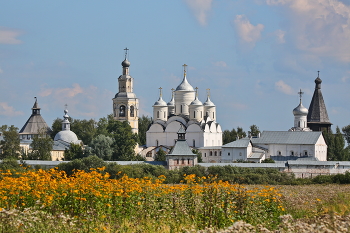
[341,71,350,82]
[266,0,350,62]
[275,29,286,43]
[275,80,295,95]
[0,27,23,44]
[184,0,213,26]
[233,15,264,46]
[213,61,227,67]
[0,102,23,117]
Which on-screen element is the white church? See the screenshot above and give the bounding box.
[146,64,222,149]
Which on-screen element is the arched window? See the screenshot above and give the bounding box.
[164,112,166,118]
[194,111,196,118]
[204,153,207,157]
[304,150,308,156]
[290,151,294,156]
[201,111,202,118]
[130,106,134,117]
[193,139,195,147]
[188,159,190,164]
[206,112,209,117]
[277,151,281,155]
[228,152,230,156]
[298,121,300,127]
[210,151,213,156]
[181,105,183,113]
[214,151,217,156]
[156,140,159,147]
[213,112,215,119]
[157,111,159,118]
[181,159,185,164]
[119,105,126,117]
[239,152,242,156]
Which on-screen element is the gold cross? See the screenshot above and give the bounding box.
[124,47,129,59]
[159,87,162,97]
[183,64,187,76]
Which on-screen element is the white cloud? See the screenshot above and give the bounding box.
[233,15,264,46]
[275,29,286,43]
[213,61,227,67]
[0,27,23,44]
[0,102,23,117]
[184,0,213,26]
[267,0,350,62]
[341,71,350,82]
[275,80,295,95]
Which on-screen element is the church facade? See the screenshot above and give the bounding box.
[146,65,222,149]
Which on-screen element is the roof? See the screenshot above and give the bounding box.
[249,152,264,159]
[52,140,71,151]
[199,163,286,168]
[198,146,222,150]
[251,131,323,145]
[203,96,215,106]
[222,138,251,148]
[168,140,196,156]
[176,75,194,91]
[19,114,52,135]
[153,96,167,106]
[307,78,331,123]
[288,160,350,166]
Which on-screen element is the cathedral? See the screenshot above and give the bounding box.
[146,64,222,148]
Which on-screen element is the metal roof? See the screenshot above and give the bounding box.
[249,152,264,159]
[222,138,251,148]
[176,75,194,91]
[19,114,52,135]
[199,163,286,168]
[198,146,222,150]
[251,131,322,145]
[288,161,350,166]
[168,140,196,156]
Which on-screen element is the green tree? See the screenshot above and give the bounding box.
[26,129,54,160]
[138,115,152,145]
[0,125,21,159]
[154,148,166,161]
[342,124,350,146]
[223,127,247,145]
[192,148,203,162]
[261,158,275,163]
[324,127,349,161]
[51,118,63,139]
[248,125,260,137]
[64,143,85,160]
[89,134,114,160]
[71,118,97,145]
[107,120,138,160]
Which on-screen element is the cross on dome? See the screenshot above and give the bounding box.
[124,47,129,59]
[183,64,187,77]
[206,88,211,97]
[298,89,304,104]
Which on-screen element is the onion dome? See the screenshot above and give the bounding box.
[167,95,175,106]
[176,75,194,91]
[153,97,167,106]
[203,96,215,106]
[293,103,308,116]
[54,107,80,144]
[153,87,167,106]
[190,88,203,106]
[121,59,130,67]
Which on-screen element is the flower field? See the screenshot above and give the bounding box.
[0,168,285,232]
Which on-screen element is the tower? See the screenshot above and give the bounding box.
[289,90,311,131]
[112,48,139,134]
[307,72,332,133]
[174,64,195,116]
[153,87,168,121]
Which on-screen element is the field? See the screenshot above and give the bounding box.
[1,168,350,232]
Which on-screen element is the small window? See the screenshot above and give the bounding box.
[204,153,207,157]
[156,140,159,147]
[215,151,217,156]
[188,159,190,164]
[304,151,308,156]
[193,139,195,147]
[194,111,196,118]
[277,151,281,155]
[228,152,230,156]
[176,159,179,165]
[182,159,185,164]
[210,151,213,156]
[164,112,166,118]
[213,112,214,119]
[181,105,183,113]
[130,106,135,117]
[290,151,294,156]
[157,111,159,118]
[239,152,242,156]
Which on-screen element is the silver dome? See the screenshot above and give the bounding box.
[176,75,194,91]
[153,96,167,106]
[203,96,215,106]
[54,130,79,144]
[293,103,308,115]
[190,96,203,106]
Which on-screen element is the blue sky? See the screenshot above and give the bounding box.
[1,0,350,133]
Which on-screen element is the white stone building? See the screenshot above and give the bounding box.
[146,65,222,149]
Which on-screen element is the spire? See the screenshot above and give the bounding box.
[175,64,194,91]
[298,89,304,104]
[32,97,40,115]
[203,88,215,106]
[121,47,130,74]
[62,104,71,131]
[177,124,186,140]
[167,88,175,106]
[153,87,167,106]
[307,71,332,132]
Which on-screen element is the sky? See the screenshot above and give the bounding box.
[1,0,350,133]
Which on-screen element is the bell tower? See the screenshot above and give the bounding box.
[112,48,139,134]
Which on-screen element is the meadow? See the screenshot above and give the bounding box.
[0,167,350,232]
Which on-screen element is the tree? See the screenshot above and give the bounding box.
[51,118,63,139]
[154,148,166,161]
[223,127,247,145]
[26,129,54,160]
[70,118,97,145]
[192,148,203,163]
[0,125,21,159]
[342,124,350,146]
[138,115,152,146]
[64,143,85,160]
[261,158,275,163]
[324,127,349,161]
[107,120,138,160]
[89,134,114,160]
[248,125,260,137]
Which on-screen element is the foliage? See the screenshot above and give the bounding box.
[25,130,53,160]
[262,158,275,163]
[107,120,138,160]
[323,127,349,161]
[0,169,285,231]
[223,127,247,144]
[70,118,97,145]
[0,125,21,159]
[342,124,350,146]
[50,118,62,140]
[64,143,85,161]
[138,115,152,145]
[248,124,261,137]
[192,148,203,162]
[57,155,106,176]
[89,134,114,160]
[154,148,166,161]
